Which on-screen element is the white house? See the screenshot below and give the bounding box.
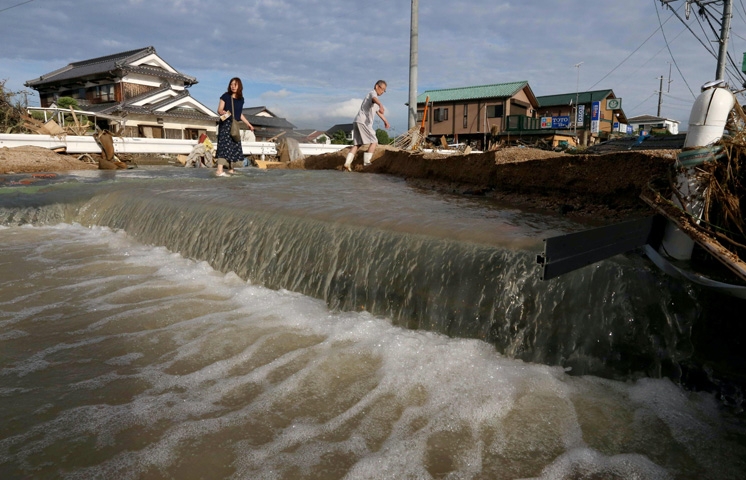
[627,114,680,135]
[25,46,218,140]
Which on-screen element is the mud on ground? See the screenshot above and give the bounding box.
[288,146,678,222]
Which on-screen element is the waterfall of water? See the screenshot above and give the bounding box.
[0,173,725,382]
[2,169,745,478]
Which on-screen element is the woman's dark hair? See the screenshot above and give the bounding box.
[226,77,244,99]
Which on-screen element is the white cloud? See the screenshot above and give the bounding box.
[327,99,363,119]
[2,0,744,131]
[261,89,291,99]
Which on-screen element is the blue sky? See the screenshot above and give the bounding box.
[2,0,745,137]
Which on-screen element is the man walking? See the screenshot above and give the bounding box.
[344,80,390,171]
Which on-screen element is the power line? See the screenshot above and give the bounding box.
[619,27,687,83]
[0,0,34,14]
[662,91,700,102]
[656,0,698,98]
[587,10,674,90]
[690,1,746,86]
[629,91,660,112]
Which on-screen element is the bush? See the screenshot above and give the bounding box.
[0,79,30,133]
[331,130,350,145]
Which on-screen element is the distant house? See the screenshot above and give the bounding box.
[242,106,297,141]
[536,89,629,146]
[25,46,217,140]
[626,114,680,135]
[326,123,354,143]
[415,81,539,149]
[296,129,330,144]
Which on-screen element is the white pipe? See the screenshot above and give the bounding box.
[658,81,735,260]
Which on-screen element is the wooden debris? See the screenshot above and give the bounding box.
[255,160,283,169]
[641,188,746,282]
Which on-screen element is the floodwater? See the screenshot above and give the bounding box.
[0,167,744,479]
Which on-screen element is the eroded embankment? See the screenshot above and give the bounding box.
[290,147,678,221]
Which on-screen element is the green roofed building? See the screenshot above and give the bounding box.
[536,89,629,146]
[414,81,538,150]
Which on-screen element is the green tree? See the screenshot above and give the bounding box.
[316,134,328,144]
[56,96,80,110]
[331,130,350,145]
[56,96,90,131]
[376,128,392,145]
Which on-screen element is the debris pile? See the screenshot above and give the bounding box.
[702,103,746,262]
[0,79,28,134]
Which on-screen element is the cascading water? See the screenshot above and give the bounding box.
[1,167,744,478]
[0,169,717,377]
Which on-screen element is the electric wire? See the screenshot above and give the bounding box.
[587,9,674,90]
[699,1,746,86]
[0,0,33,14]
[620,28,687,84]
[657,0,698,98]
[630,91,660,112]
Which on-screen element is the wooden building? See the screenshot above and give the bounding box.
[415,81,539,149]
[25,46,218,140]
[535,90,629,146]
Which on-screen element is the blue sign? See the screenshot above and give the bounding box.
[591,101,600,133]
[552,116,570,129]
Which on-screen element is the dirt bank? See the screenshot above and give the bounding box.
[289,146,678,221]
[0,146,99,173]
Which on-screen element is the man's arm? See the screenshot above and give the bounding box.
[372,96,385,115]
[377,110,390,129]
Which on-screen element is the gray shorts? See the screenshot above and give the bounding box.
[352,121,377,146]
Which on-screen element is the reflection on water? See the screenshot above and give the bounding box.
[1,225,745,479]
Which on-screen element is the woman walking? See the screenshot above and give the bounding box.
[216,77,254,176]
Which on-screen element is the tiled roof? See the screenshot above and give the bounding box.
[536,90,613,107]
[244,113,296,129]
[416,81,529,103]
[627,114,679,124]
[87,87,216,121]
[326,123,353,135]
[25,46,197,87]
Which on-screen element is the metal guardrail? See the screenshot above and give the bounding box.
[0,133,346,157]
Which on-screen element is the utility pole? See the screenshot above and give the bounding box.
[716,0,732,80]
[574,62,583,136]
[662,0,732,81]
[408,0,419,129]
[657,75,664,116]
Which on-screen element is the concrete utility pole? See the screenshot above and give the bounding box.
[663,0,732,81]
[716,0,732,80]
[408,0,419,129]
[657,75,664,116]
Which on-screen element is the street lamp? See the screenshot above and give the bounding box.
[574,62,583,136]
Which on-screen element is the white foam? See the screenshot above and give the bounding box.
[0,224,744,479]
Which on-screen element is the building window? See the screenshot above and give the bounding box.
[416,110,424,123]
[93,84,115,103]
[486,105,503,118]
[138,125,164,138]
[463,104,468,128]
[434,107,448,122]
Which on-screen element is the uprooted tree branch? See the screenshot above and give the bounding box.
[0,79,33,134]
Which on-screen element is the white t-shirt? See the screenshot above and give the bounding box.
[353,90,379,126]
